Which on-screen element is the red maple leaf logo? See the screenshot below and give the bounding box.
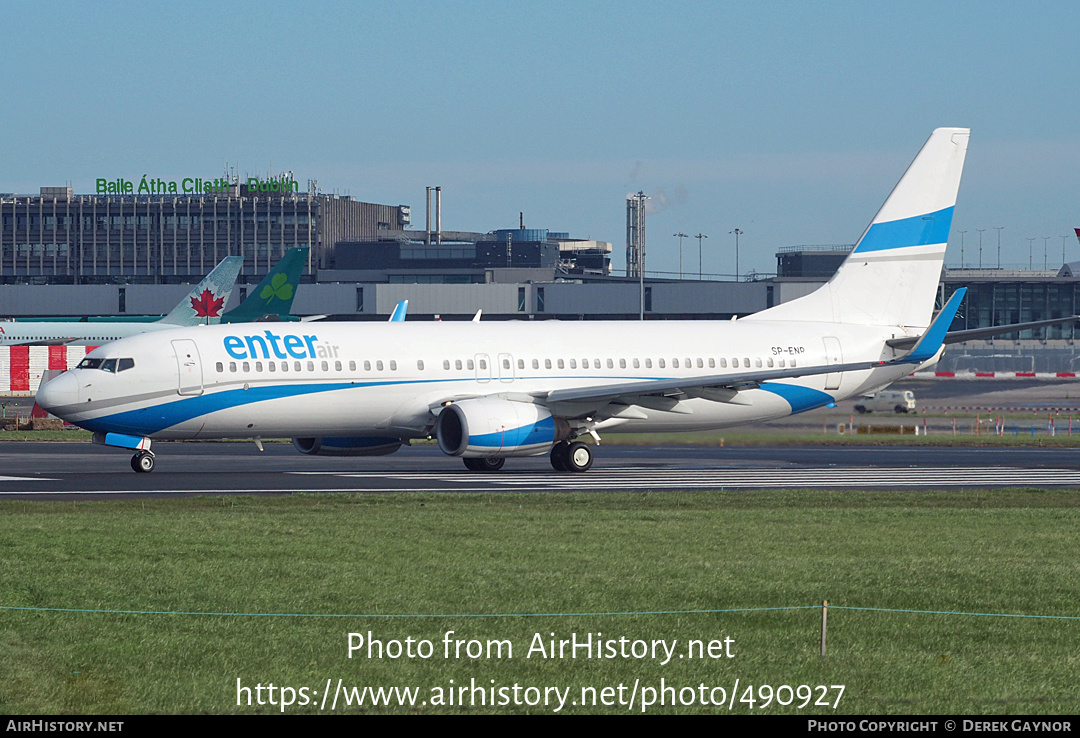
[190,289,224,319]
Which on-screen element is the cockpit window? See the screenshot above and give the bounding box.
[77,357,133,372]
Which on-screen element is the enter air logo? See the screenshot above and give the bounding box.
[224,330,339,360]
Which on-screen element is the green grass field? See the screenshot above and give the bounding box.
[2,489,1079,714]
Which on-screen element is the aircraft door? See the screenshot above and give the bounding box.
[822,336,843,391]
[474,353,491,383]
[498,353,515,383]
[172,339,204,396]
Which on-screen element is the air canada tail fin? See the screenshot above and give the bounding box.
[222,247,309,323]
[751,128,970,329]
[158,256,244,326]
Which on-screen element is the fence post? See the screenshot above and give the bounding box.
[820,600,828,657]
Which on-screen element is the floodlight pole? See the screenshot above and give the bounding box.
[730,229,743,281]
[674,232,688,279]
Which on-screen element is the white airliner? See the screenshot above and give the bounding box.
[40,128,975,474]
[0,257,243,347]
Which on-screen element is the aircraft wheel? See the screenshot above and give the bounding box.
[895,406,907,414]
[131,451,155,473]
[564,442,593,473]
[854,405,867,414]
[463,457,505,472]
[550,442,569,471]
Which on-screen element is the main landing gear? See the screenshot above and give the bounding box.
[550,440,593,473]
[131,450,155,473]
[463,457,505,472]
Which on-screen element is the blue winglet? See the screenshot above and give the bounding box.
[897,287,967,364]
[389,300,409,322]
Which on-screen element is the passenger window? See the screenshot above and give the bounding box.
[570,359,577,369]
[708,358,714,368]
[779,358,785,368]
[390,360,398,371]
[256,362,263,372]
[645,358,651,369]
[721,358,728,368]
[518,359,525,370]
[376,361,384,371]
[321,361,329,371]
[767,358,774,367]
[633,358,640,368]
[619,358,625,369]
[229,362,237,372]
[532,359,539,369]
[417,360,424,371]
[455,359,463,370]
[216,362,223,373]
[673,358,680,368]
[281,362,288,372]
[306,361,314,371]
[443,360,450,370]
[755,358,762,368]
[243,362,250,372]
[731,358,739,368]
[478,359,486,370]
[295,361,302,372]
[364,361,371,371]
[467,359,474,370]
[335,361,342,371]
[349,361,356,371]
[658,358,665,368]
[557,359,564,369]
[503,358,511,370]
[268,362,276,373]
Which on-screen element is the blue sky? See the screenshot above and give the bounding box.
[2,1,1078,275]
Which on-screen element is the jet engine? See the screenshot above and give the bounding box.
[434,397,570,458]
[292,436,403,456]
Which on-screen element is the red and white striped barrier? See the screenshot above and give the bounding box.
[0,346,90,396]
[914,371,1080,379]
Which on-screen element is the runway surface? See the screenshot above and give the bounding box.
[1,441,1079,499]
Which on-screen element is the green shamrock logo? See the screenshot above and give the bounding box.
[260,273,294,304]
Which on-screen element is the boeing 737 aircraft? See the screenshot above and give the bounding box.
[41,128,979,473]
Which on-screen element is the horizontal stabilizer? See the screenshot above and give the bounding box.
[888,314,1080,349]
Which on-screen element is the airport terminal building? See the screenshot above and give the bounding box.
[1,184,1079,375]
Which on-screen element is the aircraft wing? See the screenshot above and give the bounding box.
[539,289,968,419]
[539,358,891,418]
[9,337,78,346]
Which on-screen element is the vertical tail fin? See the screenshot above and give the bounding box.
[158,256,244,326]
[752,128,970,329]
[221,247,310,323]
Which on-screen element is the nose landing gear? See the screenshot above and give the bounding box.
[131,450,155,473]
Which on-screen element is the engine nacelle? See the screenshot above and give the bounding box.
[435,398,570,458]
[292,436,403,456]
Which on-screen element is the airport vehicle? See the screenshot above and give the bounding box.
[39,128,976,473]
[853,390,916,414]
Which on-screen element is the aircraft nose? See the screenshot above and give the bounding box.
[36,371,79,412]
